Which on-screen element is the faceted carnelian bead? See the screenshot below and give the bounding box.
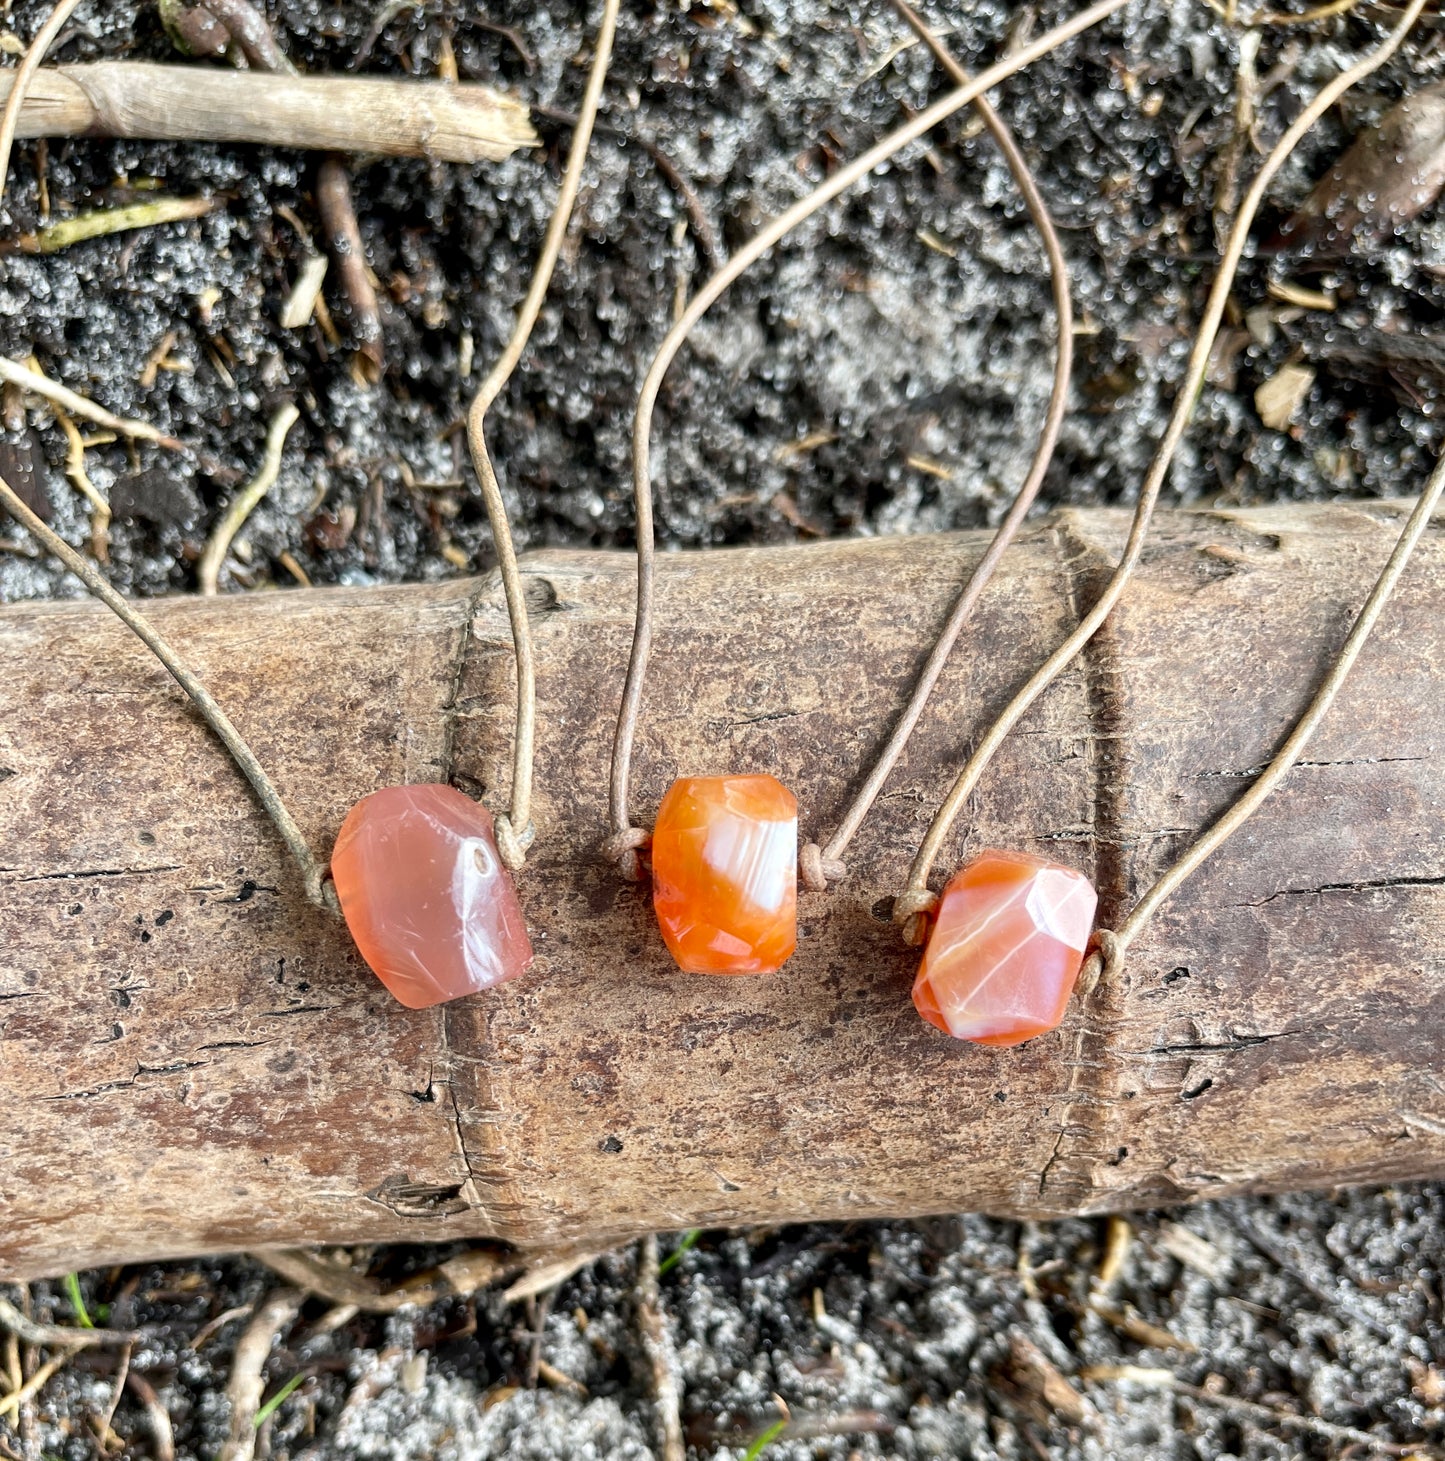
[651,774,797,974]
[913,849,1097,1046]
[331,784,533,1009]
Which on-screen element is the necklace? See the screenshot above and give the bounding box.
[604,0,1128,971]
[893,0,1437,1045]
[0,0,620,1010]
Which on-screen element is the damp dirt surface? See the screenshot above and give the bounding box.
[3,0,1445,1458]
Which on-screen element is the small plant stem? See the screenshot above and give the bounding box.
[0,355,184,450]
[197,402,301,595]
[61,1273,92,1329]
[17,195,216,253]
[464,0,621,871]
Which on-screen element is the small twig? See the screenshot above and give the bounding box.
[0,1299,137,1351]
[315,157,384,381]
[466,0,621,871]
[0,63,538,162]
[197,401,301,595]
[636,1237,684,1461]
[54,408,110,562]
[534,104,726,276]
[0,356,184,451]
[93,1341,131,1451]
[216,1289,301,1461]
[0,0,86,192]
[0,1347,79,1422]
[501,1247,614,1304]
[13,196,217,254]
[524,1289,554,1389]
[278,252,328,330]
[1084,1367,1434,1456]
[249,1246,505,1311]
[198,0,298,74]
[124,1374,174,1461]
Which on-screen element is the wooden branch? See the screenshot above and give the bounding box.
[0,63,537,163]
[1,501,1443,1281]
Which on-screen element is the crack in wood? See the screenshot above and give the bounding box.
[1245,874,1445,905]
[3,864,181,883]
[1037,512,1132,1210]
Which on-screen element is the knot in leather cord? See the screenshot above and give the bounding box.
[494,814,536,872]
[893,887,939,948]
[1090,927,1126,982]
[798,841,847,891]
[603,826,651,883]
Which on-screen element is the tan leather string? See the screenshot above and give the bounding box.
[1076,461,1445,989]
[792,0,1078,892]
[896,0,1431,950]
[0,0,620,898]
[606,0,1132,881]
[468,0,620,871]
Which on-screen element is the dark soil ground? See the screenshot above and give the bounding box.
[4,0,1445,1457]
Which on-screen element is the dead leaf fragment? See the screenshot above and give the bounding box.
[1255,364,1315,431]
[1277,79,1445,253]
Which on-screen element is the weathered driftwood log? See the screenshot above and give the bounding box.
[0,64,537,163]
[1,501,1443,1282]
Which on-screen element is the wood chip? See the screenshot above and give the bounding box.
[1255,363,1315,431]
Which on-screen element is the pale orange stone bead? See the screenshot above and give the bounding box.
[913,849,1097,1046]
[331,784,533,1009]
[650,774,798,974]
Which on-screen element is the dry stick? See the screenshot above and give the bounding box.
[893,0,1431,944]
[199,0,299,74]
[635,1236,684,1461]
[54,408,110,561]
[0,478,334,909]
[793,0,1076,890]
[0,1347,78,1423]
[316,156,384,381]
[196,402,301,595]
[0,356,183,451]
[0,1300,136,1352]
[250,1245,505,1311]
[94,1341,130,1451]
[605,0,1132,879]
[0,0,84,193]
[0,64,538,162]
[464,0,621,872]
[216,1289,301,1461]
[125,1373,176,1461]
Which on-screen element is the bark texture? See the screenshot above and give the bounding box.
[0,63,537,163]
[1,502,1442,1281]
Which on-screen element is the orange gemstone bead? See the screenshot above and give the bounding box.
[913,849,1097,1046]
[650,774,798,974]
[331,784,533,1009]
